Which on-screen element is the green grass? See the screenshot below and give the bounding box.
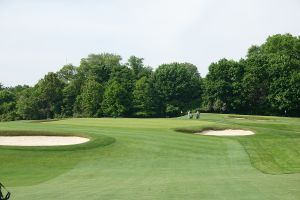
[0,114,299,199]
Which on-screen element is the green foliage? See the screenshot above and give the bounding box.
[267,55,300,115]
[203,33,300,116]
[102,80,131,117]
[57,64,77,83]
[0,90,16,121]
[16,73,65,120]
[16,87,40,120]
[36,73,65,118]
[74,79,103,117]
[165,103,180,117]
[132,76,157,117]
[110,65,135,92]
[0,85,29,121]
[241,54,270,114]
[61,80,80,117]
[203,59,244,113]
[153,62,202,116]
[127,56,152,79]
[261,33,300,59]
[2,34,300,121]
[77,53,122,83]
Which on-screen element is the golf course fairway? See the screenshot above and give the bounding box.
[0,113,299,200]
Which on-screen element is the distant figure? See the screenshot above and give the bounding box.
[181,110,183,116]
[188,111,193,119]
[285,110,287,116]
[196,111,200,119]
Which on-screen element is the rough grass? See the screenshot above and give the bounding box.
[0,114,299,200]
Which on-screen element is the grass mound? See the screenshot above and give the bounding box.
[0,129,115,186]
[238,130,300,174]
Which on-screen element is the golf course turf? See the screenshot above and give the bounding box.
[0,113,299,199]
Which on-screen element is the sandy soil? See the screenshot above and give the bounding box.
[196,129,255,136]
[0,136,90,146]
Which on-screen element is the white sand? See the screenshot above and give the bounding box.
[197,129,255,136]
[0,136,90,146]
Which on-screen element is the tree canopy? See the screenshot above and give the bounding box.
[153,63,203,116]
[202,33,300,116]
[0,33,299,121]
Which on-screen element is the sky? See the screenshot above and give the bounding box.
[0,0,300,86]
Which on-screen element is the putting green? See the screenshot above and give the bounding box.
[0,114,299,200]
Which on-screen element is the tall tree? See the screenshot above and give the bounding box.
[57,64,77,83]
[77,53,122,84]
[132,76,158,117]
[153,63,202,116]
[102,80,131,117]
[0,89,16,121]
[74,79,104,117]
[241,49,270,114]
[16,87,42,120]
[110,65,135,92]
[61,81,80,117]
[36,72,65,118]
[256,34,300,116]
[127,56,152,80]
[267,55,300,115]
[261,33,300,60]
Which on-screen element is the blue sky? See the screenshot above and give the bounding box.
[1,0,300,86]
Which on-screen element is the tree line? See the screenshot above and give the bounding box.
[203,33,300,116]
[0,34,299,121]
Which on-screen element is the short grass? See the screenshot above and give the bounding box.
[0,114,299,200]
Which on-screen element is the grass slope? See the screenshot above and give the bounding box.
[0,114,299,200]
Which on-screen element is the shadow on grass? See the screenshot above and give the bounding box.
[174,124,241,134]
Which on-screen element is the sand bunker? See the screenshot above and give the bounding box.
[0,136,89,146]
[197,129,255,136]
